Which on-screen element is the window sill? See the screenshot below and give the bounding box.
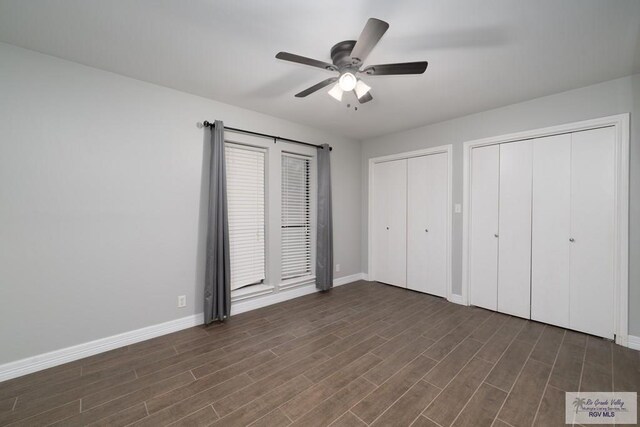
[231,284,274,302]
[279,275,316,291]
[230,276,317,304]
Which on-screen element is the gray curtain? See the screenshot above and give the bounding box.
[204,120,231,324]
[316,144,333,291]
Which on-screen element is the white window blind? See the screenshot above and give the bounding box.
[281,154,312,280]
[225,144,266,291]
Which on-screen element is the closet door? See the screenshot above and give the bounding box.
[569,127,616,338]
[372,159,407,287]
[407,153,448,297]
[531,134,571,328]
[469,145,500,310]
[497,140,533,318]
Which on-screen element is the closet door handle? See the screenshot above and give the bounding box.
[386,226,389,230]
[494,233,499,238]
[425,229,429,233]
[569,238,575,242]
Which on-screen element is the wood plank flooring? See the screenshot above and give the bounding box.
[1,281,638,426]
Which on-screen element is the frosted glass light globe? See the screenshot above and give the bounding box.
[354,80,371,99]
[328,83,344,101]
[338,72,357,91]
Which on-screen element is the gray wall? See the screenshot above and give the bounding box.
[0,43,362,364]
[361,74,639,335]
[1,39,638,366]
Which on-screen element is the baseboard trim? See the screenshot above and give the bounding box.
[333,272,366,286]
[0,272,366,382]
[447,294,465,305]
[0,313,202,382]
[627,335,640,350]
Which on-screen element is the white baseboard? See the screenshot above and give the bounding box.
[0,313,202,382]
[627,335,640,350]
[333,272,367,286]
[447,294,465,305]
[0,272,366,382]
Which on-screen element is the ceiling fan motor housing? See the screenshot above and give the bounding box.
[330,40,360,71]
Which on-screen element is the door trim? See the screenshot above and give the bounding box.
[461,114,630,346]
[368,145,453,301]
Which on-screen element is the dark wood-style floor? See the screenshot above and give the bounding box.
[1,281,638,427]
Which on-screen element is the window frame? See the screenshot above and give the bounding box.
[280,150,316,289]
[224,141,268,292]
[224,132,317,301]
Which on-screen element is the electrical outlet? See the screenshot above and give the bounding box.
[335,264,341,272]
[455,203,462,214]
[178,295,186,308]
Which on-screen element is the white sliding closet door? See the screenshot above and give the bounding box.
[372,159,407,287]
[469,145,500,310]
[569,127,616,339]
[407,153,448,297]
[531,134,572,328]
[498,141,533,318]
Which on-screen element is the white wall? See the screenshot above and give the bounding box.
[361,74,640,335]
[0,43,362,365]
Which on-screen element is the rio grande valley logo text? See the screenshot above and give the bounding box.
[566,392,637,424]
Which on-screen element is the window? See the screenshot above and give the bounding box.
[281,153,312,280]
[225,144,265,290]
[223,134,315,298]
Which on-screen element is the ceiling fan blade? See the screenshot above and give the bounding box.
[276,52,337,71]
[361,61,428,76]
[350,18,389,64]
[295,77,338,97]
[354,90,373,104]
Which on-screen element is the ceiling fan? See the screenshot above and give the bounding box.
[275,18,428,104]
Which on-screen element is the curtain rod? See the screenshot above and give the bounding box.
[203,121,332,151]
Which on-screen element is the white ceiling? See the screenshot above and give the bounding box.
[1,0,639,140]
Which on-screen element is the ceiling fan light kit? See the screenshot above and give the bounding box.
[338,72,357,91]
[354,79,371,99]
[276,18,428,105]
[328,83,344,101]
